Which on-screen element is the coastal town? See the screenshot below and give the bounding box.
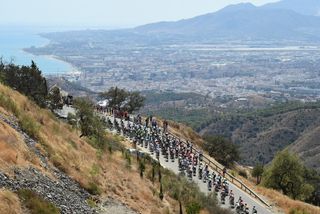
[29,40,320,104]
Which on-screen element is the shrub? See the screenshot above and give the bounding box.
[161,169,231,214]
[96,149,103,160]
[203,135,240,167]
[0,93,20,116]
[186,202,201,214]
[108,145,113,154]
[89,164,100,177]
[19,114,40,140]
[252,164,264,184]
[239,169,248,178]
[69,140,78,149]
[86,182,102,195]
[0,189,23,214]
[17,189,60,214]
[86,198,96,208]
[51,154,68,173]
[289,208,310,214]
[139,161,145,178]
[124,152,132,169]
[262,150,314,200]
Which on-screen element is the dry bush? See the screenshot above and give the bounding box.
[255,186,320,214]
[155,118,205,147]
[0,120,39,172]
[0,189,23,214]
[0,83,211,213]
[17,189,60,214]
[0,142,18,164]
[234,170,319,214]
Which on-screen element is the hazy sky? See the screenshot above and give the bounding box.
[1,0,279,28]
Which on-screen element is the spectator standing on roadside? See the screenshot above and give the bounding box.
[223,167,227,177]
[163,120,168,132]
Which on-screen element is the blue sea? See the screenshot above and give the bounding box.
[0,26,73,75]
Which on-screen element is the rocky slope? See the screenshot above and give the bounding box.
[0,113,95,213]
[0,83,179,213]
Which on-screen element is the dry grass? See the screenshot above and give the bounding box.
[153,117,205,147]
[0,83,178,213]
[234,166,320,214]
[155,113,320,214]
[4,83,317,214]
[0,120,41,174]
[98,152,178,213]
[0,189,23,214]
[256,186,320,214]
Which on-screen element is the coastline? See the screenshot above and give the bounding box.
[19,32,82,76]
[22,48,81,76]
[21,47,82,77]
[43,54,82,76]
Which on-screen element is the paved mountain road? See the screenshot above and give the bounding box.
[105,115,274,214]
[137,141,272,214]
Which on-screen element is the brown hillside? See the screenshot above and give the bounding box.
[0,189,23,214]
[0,83,179,213]
[289,126,320,171]
[154,113,320,214]
[201,106,320,169]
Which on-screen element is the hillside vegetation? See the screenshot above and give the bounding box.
[1,61,319,213]
[141,90,214,130]
[146,106,320,213]
[200,101,320,171]
[0,83,176,213]
[0,82,163,212]
[0,81,231,213]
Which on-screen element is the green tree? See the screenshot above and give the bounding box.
[1,61,48,107]
[48,86,63,110]
[73,98,106,148]
[126,91,145,113]
[252,164,264,184]
[100,87,145,113]
[203,135,240,167]
[100,87,127,109]
[262,150,314,200]
[186,202,201,214]
[74,98,95,138]
[30,61,48,107]
[303,168,320,206]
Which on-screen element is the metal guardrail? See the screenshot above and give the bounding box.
[103,113,270,208]
[174,135,270,208]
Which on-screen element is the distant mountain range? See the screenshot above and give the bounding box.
[132,0,320,43]
[40,0,320,44]
[263,0,320,16]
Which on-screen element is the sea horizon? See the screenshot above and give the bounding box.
[0,26,79,75]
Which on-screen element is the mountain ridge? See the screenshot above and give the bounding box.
[35,0,320,45]
[132,0,320,42]
[263,0,320,16]
[199,102,320,172]
[0,83,182,213]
